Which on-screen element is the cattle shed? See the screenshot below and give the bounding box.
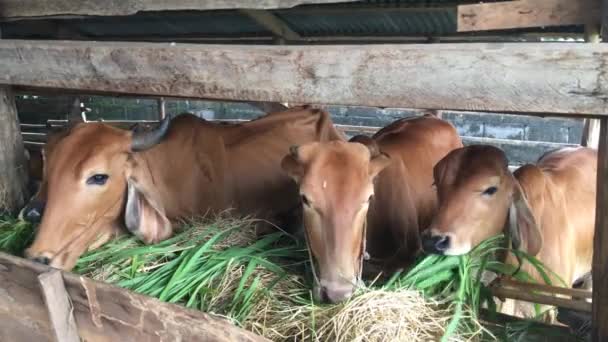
[0,0,606,341]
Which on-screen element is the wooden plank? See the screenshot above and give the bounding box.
[0,0,353,20]
[0,252,268,342]
[458,0,600,32]
[499,278,593,300]
[592,118,608,342]
[1,40,608,115]
[490,286,592,313]
[239,9,301,40]
[38,270,80,342]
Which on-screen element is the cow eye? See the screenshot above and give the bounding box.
[482,186,498,196]
[301,194,311,206]
[87,174,109,186]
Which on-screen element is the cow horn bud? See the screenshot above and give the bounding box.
[289,145,299,159]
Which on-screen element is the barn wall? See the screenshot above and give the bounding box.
[15,94,583,166]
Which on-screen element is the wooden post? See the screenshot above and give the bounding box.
[0,27,28,214]
[592,3,608,339]
[38,270,80,342]
[592,118,608,342]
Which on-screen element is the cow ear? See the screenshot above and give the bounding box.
[281,143,319,182]
[508,182,542,256]
[369,152,391,178]
[281,153,304,182]
[124,178,172,244]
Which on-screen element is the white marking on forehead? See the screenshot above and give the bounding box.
[322,180,327,189]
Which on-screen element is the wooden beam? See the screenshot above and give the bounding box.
[0,0,353,20]
[592,118,608,342]
[38,270,80,342]
[1,40,608,116]
[458,0,600,32]
[0,252,268,342]
[239,9,301,41]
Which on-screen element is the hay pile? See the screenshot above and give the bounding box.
[66,214,487,341]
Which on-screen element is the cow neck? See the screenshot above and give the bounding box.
[302,213,369,292]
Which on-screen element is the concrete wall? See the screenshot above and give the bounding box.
[15,94,584,166]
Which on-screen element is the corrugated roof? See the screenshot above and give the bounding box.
[275,7,456,36]
[1,0,584,41]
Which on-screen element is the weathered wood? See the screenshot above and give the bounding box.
[0,252,268,342]
[592,118,608,342]
[38,270,80,342]
[458,0,600,32]
[239,9,301,40]
[490,286,592,313]
[499,278,593,300]
[0,0,353,20]
[0,86,28,213]
[1,40,608,115]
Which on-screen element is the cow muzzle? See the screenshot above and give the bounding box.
[24,249,54,266]
[421,230,451,254]
[315,279,355,304]
[19,199,45,224]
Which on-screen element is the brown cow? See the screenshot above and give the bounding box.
[421,145,596,321]
[281,114,463,303]
[24,106,343,271]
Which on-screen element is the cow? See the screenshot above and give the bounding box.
[421,144,596,322]
[24,105,344,271]
[280,114,463,303]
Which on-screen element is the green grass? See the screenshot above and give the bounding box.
[0,215,565,341]
[0,215,36,256]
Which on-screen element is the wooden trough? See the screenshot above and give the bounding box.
[0,1,607,341]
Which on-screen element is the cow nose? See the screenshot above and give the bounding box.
[31,256,51,265]
[20,200,45,224]
[320,284,353,304]
[422,233,451,254]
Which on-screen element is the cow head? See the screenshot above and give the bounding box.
[421,145,542,256]
[281,136,391,303]
[24,116,172,270]
[20,118,158,225]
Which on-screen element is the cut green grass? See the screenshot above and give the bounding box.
[0,215,35,256]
